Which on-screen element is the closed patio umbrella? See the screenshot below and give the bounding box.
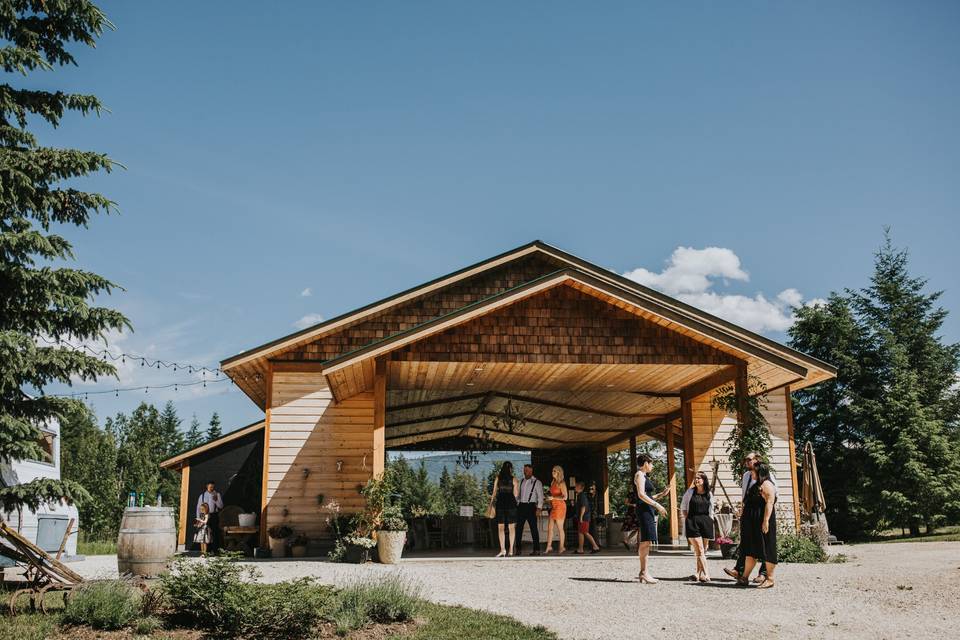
[801,441,827,521]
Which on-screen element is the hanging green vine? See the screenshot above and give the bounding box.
[711,376,772,483]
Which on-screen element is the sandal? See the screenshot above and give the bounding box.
[757,579,775,589]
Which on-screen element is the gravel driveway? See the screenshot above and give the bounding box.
[74,542,960,639]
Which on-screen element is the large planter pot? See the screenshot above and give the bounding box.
[606,521,623,548]
[268,536,287,558]
[720,543,738,560]
[290,545,307,558]
[345,544,372,564]
[376,530,406,564]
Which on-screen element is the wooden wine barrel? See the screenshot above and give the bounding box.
[116,507,176,577]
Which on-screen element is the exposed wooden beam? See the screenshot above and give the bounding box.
[480,411,637,434]
[602,409,683,447]
[666,423,678,544]
[387,410,475,429]
[458,392,495,437]
[680,365,738,402]
[495,391,674,418]
[388,391,490,412]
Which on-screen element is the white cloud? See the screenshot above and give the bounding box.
[623,246,815,334]
[300,287,312,297]
[293,313,324,330]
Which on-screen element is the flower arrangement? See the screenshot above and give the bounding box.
[344,536,377,549]
[715,535,734,546]
[267,524,292,540]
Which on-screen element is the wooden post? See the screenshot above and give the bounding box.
[600,447,610,515]
[259,364,273,547]
[629,436,637,480]
[177,462,190,547]
[681,399,694,486]
[665,423,679,545]
[785,386,802,531]
[373,357,387,477]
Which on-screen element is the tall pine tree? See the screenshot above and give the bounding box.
[206,411,222,442]
[1,2,123,520]
[184,414,204,450]
[790,232,960,538]
[60,400,118,539]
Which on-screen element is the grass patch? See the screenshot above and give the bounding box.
[0,612,59,640]
[874,526,960,544]
[410,602,558,640]
[77,539,117,556]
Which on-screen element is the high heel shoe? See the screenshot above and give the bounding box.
[639,573,658,584]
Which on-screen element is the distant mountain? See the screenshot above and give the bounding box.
[394,451,531,486]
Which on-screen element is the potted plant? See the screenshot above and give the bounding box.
[343,535,376,563]
[289,533,309,558]
[267,524,292,558]
[376,505,408,565]
[717,533,738,560]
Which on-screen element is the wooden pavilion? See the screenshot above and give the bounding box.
[201,241,834,547]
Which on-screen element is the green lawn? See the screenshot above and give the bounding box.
[0,599,556,640]
[408,603,557,640]
[77,539,117,556]
[872,525,960,544]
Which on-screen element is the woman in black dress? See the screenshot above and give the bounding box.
[681,471,715,582]
[489,461,520,557]
[739,461,778,588]
[634,453,670,583]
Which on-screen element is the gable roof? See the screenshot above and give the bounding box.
[221,241,835,407]
[159,420,264,469]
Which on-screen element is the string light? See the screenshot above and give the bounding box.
[29,337,268,399]
[36,336,230,378]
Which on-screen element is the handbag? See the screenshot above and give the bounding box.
[485,503,496,519]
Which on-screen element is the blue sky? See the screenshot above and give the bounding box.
[31,2,960,433]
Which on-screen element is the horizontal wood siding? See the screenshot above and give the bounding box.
[688,390,797,528]
[267,372,375,540]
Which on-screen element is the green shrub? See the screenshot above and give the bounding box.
[158,555,333,639]
[777,532,828,563]
[332,574,422,633]
[62,579,142,630]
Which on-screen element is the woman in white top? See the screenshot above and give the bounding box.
[680,471,715,582]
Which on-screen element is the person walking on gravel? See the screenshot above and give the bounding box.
[634,453,670,583]
[724,452,776,584]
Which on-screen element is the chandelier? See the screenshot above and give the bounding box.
[457,416,494,469]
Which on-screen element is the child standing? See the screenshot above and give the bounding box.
[575,481,601,554]
[194,502,212,557]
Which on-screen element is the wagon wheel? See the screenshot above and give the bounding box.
[37,583,68,614]
[8,588,36,615]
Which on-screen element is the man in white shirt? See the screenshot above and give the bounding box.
[515,464,544,555]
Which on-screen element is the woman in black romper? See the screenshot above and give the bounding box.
[681,471,715,582]
[739,461,778,588]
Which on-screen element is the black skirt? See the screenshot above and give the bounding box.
[740,480,777,564]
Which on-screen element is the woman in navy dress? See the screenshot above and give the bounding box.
[633,453,670,583]
[738,461,778,588]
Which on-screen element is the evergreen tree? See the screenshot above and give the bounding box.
[60,400,118,539]
[159,401,184,456]
[108,403,181,511]
[0,2,122,520]
[184,414,204,450]
[206,411,222,442]
[861,343,960,534]
[438,466,451,494]
[443,470,487,515]
[790,231,960,538]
